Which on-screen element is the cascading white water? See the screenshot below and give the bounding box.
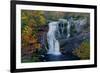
[47,22,61,55]
[67,21,71,38]
[47,19,72,55]
[61,22,65,37]
[59,19,68,38]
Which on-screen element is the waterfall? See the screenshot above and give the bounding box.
[59,19,68,38]
[67,21,71,38]
[61,22,65,37]
[47,22,61,55]
[46,17,87,57]
[47,19,73,55]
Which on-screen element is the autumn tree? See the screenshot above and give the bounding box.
[73,39,90,59]
[21,10,46,58]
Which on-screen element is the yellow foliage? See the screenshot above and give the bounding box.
[34,43,41,49]
[22,25,32,35]
[22,16,27,20]
[28,19,36,27]
[39,15,46,24]
[73,40,90,59]
[21,10,46,52]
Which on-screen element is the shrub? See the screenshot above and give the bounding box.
[73,39,90,59]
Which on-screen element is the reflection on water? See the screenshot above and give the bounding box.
[40,53,80,62]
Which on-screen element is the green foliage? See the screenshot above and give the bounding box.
[21,10,46,27]
[30,53,40,62]
[73,39,90,59]
[22,53,40,63]
[45,11,65,21]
